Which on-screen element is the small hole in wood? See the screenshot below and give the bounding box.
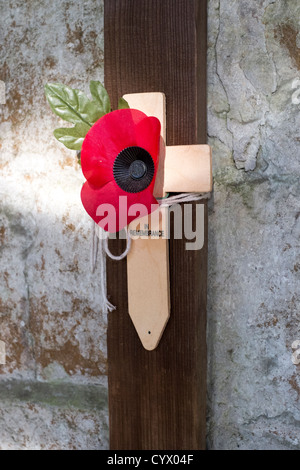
[148,331,151,334]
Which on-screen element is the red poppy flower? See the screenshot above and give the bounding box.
[80,109,161,233]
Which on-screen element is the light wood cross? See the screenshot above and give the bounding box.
[123,92,212,350]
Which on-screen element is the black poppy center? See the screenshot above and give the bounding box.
[113,146,155,193]
[129,160,147,180]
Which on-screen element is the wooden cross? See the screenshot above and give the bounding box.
[105,0,208,450]
[124,92,212,350]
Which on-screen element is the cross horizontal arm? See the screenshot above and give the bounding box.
[163,145,212,194]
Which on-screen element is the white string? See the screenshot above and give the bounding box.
[158,192,211,207]
[92,192,210,263]
[90,192,210,312]
[91,192,210,260]
[104,228,132,261]
[90,220,115,313]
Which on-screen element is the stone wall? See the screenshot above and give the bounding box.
[0,0,108,450]
[0,0,299,450]
[207,0,300,450]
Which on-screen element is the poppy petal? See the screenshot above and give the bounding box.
[81,180,158,233]
[135,116,161,166]
[81,109,148,188]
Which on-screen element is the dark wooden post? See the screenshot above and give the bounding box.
[104,0,207,450]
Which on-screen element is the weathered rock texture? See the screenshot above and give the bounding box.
[0,0,299,451]
[207,0,300,450]
[0,0,108,450]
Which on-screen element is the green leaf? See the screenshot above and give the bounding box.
[118,97,130,110]
[89,81,111,115]
[53,122,90,150]
[45,83,101,126]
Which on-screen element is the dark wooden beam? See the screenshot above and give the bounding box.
[104,0,207,450]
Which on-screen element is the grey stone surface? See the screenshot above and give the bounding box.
[0,0,108,450]
[0,380,108,450]
[207,0,300,450]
